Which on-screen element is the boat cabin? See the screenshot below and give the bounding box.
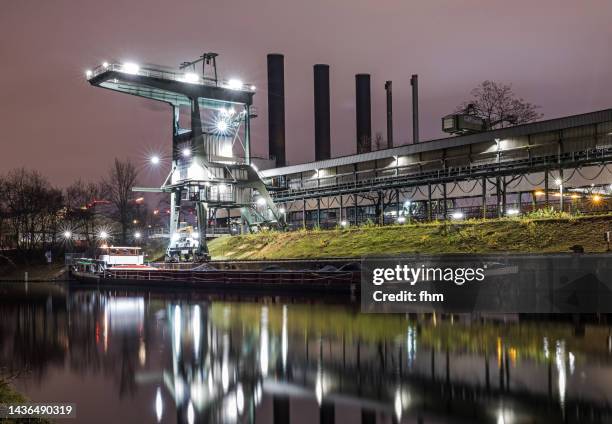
[99,246,144,266]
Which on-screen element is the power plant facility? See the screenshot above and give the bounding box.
[86,52,612,258]
[86,54,283,261]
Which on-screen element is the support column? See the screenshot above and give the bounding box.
[496,176,502,218]
[544,171,549,208]
[442,183,448,220]
[481,177,487,219]
[316,197,321,228]
[195,201,209,260]
[339,196,344,224]
[502,176,507,216]
[396,189,401,218]
[354,194,358,225]
[559,169,564,212]
[302,198,306,229]
[427,183,432,221]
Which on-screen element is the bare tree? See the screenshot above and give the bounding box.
[456,80,543,129]
[0,169,63,258]
[374,132,384,151]
[102,159,139,244]
[64,180,106,244]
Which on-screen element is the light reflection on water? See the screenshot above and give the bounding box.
[0,284,612,423]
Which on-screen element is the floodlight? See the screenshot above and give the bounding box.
[99,230,109,239]
[451,211,464,220]
[182,148,192,157]
[122,62,140,74]
[216,120,228,132]
[85,70,92,78]
[227,79,243,90]
[102,62,109,68]
[63,231,72,239]
[279,207,286,214]
[256,197,266,206]
[150,155,160,165]
[398,216,406,224]
[134,232,142,239]
[183,72,199,83]
[340,220,348,227]
[506,209,519,216]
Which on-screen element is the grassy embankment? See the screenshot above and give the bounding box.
[208,214,612,260]
[0,378,51,423]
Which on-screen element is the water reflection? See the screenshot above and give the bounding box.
[1,284,612,423]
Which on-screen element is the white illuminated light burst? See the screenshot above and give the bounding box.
[150,155,160,165]
[182,148,192,157]
[63,231,72,239]
[227,79,243,90]
[85,70,92,78]
[122,62,140,74]
[99,230,109,239]
[451,211,464,220]
[155,387,163,422]
[256,197,266,206]
[216,120,229,133]
[187,402,195,424]
[183,72,199,83]
[134,232,142,239]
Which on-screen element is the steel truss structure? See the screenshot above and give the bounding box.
[87,59,282,260]
[259,109,612,228]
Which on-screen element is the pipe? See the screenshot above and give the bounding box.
[313,64,331,161]
[385,81,393,149]
[267,54,286,166]
[355,74,372,154]
[411,74,419,144]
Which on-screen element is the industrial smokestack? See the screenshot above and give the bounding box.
[385,81,393,149]
[355,74,372,154]
[411,74,419,143]
[267,54,286,166]
[313,64,331,161]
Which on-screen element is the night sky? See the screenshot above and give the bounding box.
[2,0,612,187]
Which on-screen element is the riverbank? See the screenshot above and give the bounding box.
[0,379,51,423]
[208,215,612,260]
[0,263,66,281]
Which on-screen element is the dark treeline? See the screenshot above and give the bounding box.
[0,158,163,263]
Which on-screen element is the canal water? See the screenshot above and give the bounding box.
[1,282,612,423]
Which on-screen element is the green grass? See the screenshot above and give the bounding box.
[208,214,612,260]
[0,378,53,423]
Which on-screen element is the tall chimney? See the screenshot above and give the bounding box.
[313,64,331,161]
[355,74,372,154]
[385,81,393,149]
[411,74,419,144]
[267,54,286,166]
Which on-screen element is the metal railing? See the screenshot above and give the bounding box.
[87,62,256,93]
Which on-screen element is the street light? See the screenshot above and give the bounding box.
[63,231,72,239]
[99,230,109,239]
[134,232,142,239]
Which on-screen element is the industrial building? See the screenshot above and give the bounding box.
[253,54,612,230]
[87,53,612,238]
